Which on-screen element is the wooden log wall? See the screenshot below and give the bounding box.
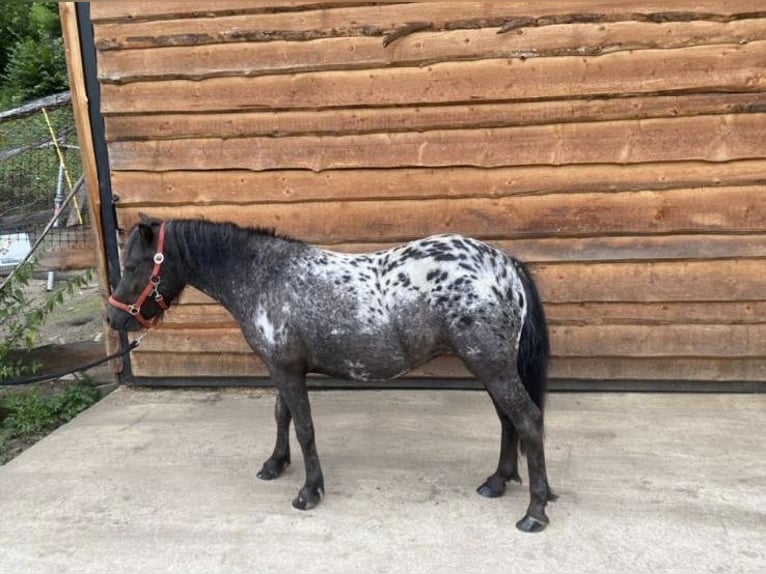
[88,1,766,384]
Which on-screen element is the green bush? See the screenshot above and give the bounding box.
[2,384,99,435]
[0,2,66,107]
[3,35,68,104]
[2,388,56,435]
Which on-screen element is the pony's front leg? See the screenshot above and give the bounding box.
[257,391,291,480]
[273,368,324,510]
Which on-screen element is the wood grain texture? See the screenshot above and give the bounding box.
[91,1,766,21]
[97,19,766,83]
[103,92,766,141]
[546,301,766,325]
[99,42,766,113]
[114,186,766,243]
[37,246,97,271]
[59,4,110,296]
[92,1,766,47]
[107,114,766,172]
[109,161,766,205]
[90,2,334,22]
[534,259,766,303]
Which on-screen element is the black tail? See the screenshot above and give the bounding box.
[514,258,550,416]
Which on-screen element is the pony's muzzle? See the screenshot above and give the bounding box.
[106,307,143,332]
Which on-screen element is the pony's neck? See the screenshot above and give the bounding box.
[167,219,303,312]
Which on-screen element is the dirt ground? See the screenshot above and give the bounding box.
[26,273,105,346]
[1,271,108,386]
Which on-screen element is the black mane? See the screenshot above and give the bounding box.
[174,218,300,243]
[168,219,304,272]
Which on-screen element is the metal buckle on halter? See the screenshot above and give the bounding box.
[128,304,140,316]
[153,253,165,265]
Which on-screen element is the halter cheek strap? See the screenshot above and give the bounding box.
[108,222,169,329]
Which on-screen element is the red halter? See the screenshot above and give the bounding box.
[108,222,169,329]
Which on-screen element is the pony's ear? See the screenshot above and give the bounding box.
[137,220,154,244]
[137,212,161,243]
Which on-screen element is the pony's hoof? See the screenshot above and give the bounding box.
[257,458,289,481]
[477,472,521,498]
[477,479,506,498]
[516,514,549,533]
[292,486,323,511]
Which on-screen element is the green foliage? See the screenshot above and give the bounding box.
[54,381,100,421]
[0,260,93,383]
[28,3,60,37]
[0,382,100,461]
[0,2,66,107]
[0,261,41,382]
[3,35,68,104]
[0,4,37,73]
[2,388,56,435]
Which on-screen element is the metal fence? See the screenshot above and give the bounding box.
[0,92,90,274]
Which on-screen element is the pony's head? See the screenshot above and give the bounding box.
[106,214,185,331]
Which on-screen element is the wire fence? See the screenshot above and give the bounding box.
[0,92,91,272]
[0,93,108,384]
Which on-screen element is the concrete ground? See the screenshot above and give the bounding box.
[0,388,763,574]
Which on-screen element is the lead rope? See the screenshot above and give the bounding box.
[0,330,149,387]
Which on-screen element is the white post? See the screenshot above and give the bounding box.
[47,160,66,291]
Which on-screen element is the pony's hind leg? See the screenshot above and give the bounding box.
[257,391,292,480]
[461,343,554,532]
[483,374,554,532]
[477,400,522,498]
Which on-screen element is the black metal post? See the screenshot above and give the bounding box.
[74,3,134,383]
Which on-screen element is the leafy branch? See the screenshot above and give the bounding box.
[0,259,93,382]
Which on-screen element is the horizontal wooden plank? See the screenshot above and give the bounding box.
[104,92,766,141]
[551,357,766,382]
[546,301,766,325]
[555,324,766,357]
[107,114,766,172]
[110,160,766,205]
[162,304,236,327]
[162,300,766,328]
[93,2,766,47]
[129,352,766,381]
[97,19,766,83]
[149,259,766,304]
[91,2,332,22]
[115,186,766,243]
[534,259,766,303]
[133,324,766,358]
[36,246,98,271]
[99,42,766,113]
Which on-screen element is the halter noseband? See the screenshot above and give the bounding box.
[108,222,169,329]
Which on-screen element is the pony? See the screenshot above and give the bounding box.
[107,214,556,532]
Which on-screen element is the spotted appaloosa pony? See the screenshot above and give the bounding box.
[107,214,556,532]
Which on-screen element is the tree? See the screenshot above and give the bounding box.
[0,3,67,107]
